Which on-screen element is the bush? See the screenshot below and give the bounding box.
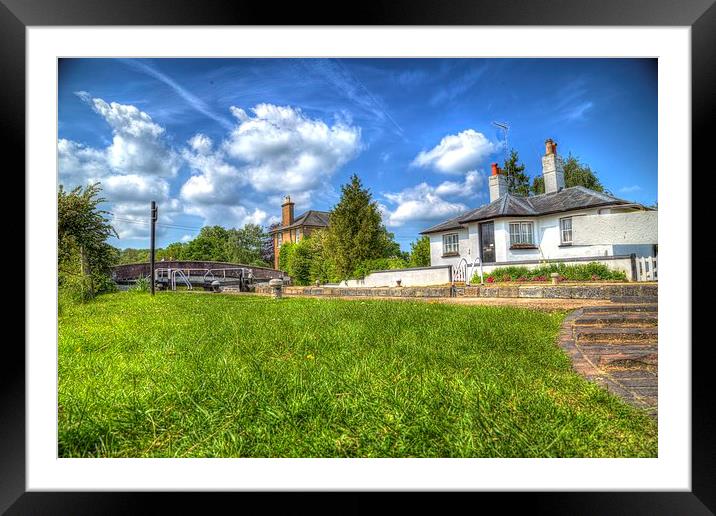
[278,242,295,273]
[58,273,95,304]
[131,275,151,292]
[352,256,408,279]
[472,262,627,283]
[288,240,315,286]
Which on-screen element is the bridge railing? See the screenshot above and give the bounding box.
[112,261,284,283]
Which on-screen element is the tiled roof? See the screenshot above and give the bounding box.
[420,187,639,234]
[271,210,330,232]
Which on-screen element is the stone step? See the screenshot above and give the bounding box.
[595,349,658,367]
[574,343,658,354]
[582,304,657,314]
[574,313,658,326]
[574,326,658,343]
[610,295,658,304]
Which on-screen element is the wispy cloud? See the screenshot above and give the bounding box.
[619,185,642,194]
[552,78,595,122]
[430,64,488,106]
[397,69,428,87]
[304,59,405,139]
[122,59,234,130]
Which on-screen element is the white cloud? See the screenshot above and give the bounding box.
[181,135,246,206]
[58,138,109,185]
[381,171,485,227]
[222,103,361,193]
[619,185,642,194]
[109,198,183,240]
[183,204,269,229]
[59,94,182,239]
[412,129,499,174]
[177,104,360,229]
[102,174,170,203]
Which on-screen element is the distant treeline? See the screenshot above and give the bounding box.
[117,224,273,267]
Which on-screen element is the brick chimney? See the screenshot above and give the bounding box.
[542,138,565,194]
[281,195,294,226]
[489,163,507,202]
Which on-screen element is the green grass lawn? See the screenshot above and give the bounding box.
[58,292,657,458]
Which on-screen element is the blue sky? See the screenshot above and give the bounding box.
[58,58,657,251]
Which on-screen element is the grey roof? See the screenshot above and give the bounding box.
[272,210,330,232]
[420,187,639,234]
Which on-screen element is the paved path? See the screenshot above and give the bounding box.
[557,304,658,417]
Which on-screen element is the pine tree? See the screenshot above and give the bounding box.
[325,174,398,279]
[502,149,530,197]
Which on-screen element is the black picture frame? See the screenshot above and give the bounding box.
[5,0,712,513]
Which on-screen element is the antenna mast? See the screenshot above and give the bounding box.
[492,121,510,160]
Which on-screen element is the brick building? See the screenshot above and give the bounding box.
[269,195,330,269]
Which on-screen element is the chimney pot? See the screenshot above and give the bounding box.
[491,163,499,176]
[545,139,557,155]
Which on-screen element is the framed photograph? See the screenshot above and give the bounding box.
[6,0,713,512]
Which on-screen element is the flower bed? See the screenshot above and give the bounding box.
[475,262,627,284]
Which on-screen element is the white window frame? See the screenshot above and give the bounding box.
[560,217,573,245]
[509,221,535,246]
[442,233,460,255]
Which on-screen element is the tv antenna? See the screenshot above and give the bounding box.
[492,121,510,160]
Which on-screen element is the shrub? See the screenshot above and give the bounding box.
[352,256,408,279]
[472,262,627,283]
[278,242,295,273]
[59,273,95,304]
[131,275,151,292]
[288,240,315,286]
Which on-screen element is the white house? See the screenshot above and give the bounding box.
[420,139,658,281]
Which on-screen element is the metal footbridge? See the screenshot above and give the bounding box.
[154,267,256,292]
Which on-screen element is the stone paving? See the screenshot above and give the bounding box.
[557,304,658,417]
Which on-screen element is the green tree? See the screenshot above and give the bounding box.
[325,174,400,279]
[408,236,431,267]
[158,241,188,261]
[502,149,530,196]
[226,224,268,266]
[287,238,315,285]
[58,182,118,299]
[117,248,150,264]
[306,229,337,284]
[531,153,607,195]
[182,226,231,261]
[278,242,295,273]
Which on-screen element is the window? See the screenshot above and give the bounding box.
[560,217,573,245]
[509,222,534,246]
[296,228,302,242]
[276,233,282,249]
[443,233,459,255]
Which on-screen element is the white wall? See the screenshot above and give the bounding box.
[340,266,452,287]
[429,228,469,267]
[427,208,639,267]
[572,211,658,246]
